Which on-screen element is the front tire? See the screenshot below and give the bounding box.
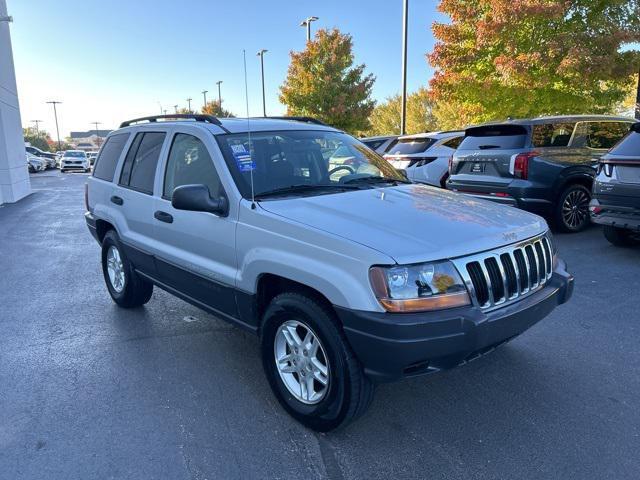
[261,292,374,432]
[555,184,591,232]
[101,230,153,308]
[603,225,640,247]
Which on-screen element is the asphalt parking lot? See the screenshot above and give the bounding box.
[1,171,639,480]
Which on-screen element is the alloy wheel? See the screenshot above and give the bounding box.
[274,320,330,404]
[106,246,125,293]
[562,189,590,229]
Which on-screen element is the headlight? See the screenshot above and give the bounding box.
[369,261,471,313]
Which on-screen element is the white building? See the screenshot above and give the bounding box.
[69,130,112,151]
[0,0,30,205]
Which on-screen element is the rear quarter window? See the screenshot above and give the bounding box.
[573,121,633,149]
[93,133,130,181]
[458,125,528,150]
[531,123,576,147]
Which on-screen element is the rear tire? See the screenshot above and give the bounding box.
[101,230,153,308]
[603,225,640,247]
[261,292,374,432]
[554,184,591,233]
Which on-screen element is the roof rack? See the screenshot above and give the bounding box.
[119,114,230,133]
[259,116,327,126]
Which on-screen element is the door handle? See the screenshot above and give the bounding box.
[154,210,174,223]
[110,195,123,205]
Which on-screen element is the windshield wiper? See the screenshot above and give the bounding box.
[342,176,412,186]
[254,183,359,199]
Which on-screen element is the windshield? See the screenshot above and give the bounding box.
[386,138,435,156]
[64,151,86,158]
[216,130,406,199]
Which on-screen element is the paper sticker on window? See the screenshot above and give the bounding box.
[231,144,255,172]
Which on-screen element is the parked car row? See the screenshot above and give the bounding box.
[362,115,637,238]
[25,147,92,174]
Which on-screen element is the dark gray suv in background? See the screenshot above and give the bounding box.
[590,122,640,246]
[447,115,634,232]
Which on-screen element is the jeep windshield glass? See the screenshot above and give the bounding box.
[216,130,406,199]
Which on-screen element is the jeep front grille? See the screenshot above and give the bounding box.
[453,234,554,310]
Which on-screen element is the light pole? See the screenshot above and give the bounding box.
[157,101,163,115]
[91,121,102,147]
[635,67,640,120]
[31,119,43,136]
[300,16,319,42]
[257,49,268,117]
[400,0,409,135]
[186,97,192,113]
[216,80,223,106]
[173,104,178,114]
[202,90,208,108]
[46,101,62,150]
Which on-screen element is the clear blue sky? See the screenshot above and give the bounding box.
[9,0,446,138]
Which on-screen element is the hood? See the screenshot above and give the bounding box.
[259,184,547,265]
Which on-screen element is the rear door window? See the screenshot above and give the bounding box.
[572,121,632,150]
[93,133,129,181]
[119,132,166,194]
[531,123,576,147]
[458,125,528,150]
[386,138,435,155]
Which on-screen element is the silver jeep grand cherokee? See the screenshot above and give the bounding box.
[85,114,573,431]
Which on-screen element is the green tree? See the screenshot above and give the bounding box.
[429,0,640,129]
[366,87,438,136]
[23,127,51,151]
[202,100,234,117]
[280,28,375,134]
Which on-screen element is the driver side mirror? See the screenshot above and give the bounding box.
[171,184,229,217]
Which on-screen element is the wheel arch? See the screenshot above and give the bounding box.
[95,219,117,244]
[255,273,337,331]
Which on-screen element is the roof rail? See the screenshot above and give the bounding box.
[259,116,327,126]
[119,114,230,132]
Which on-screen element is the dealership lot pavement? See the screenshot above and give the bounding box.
[1,171,639,480]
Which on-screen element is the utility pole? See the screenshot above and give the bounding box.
[186,97,192,113]
[635,68,640,120]
[202,90,208,108]
[257,49,268,117]
[91,121,102,147]
[216,80,223,105]
[400,0,409,135]
[300,16,319,42]
[46,101,62,150]
[31,119,43,136]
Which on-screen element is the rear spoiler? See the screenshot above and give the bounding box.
[465,124,528,137]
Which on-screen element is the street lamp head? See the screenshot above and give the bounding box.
[216,80,223,85]
[257,49,268,56]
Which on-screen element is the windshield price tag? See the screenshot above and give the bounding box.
[231,144,256,172]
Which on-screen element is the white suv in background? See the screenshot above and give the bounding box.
[385,131,463,187]
[60,150,90,173]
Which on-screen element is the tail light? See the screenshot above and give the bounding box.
[512,151,538,179]
[84,182,89,211]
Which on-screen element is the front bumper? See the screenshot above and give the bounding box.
[336,260,573,383]
[590,199,640,231]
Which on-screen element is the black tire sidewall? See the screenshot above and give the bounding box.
[261,294,352,431]
[556,185,591,232]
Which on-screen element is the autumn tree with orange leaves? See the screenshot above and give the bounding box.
[428,0,640,129]
[280,28,375,133]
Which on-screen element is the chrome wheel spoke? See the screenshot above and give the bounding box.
[274,319,330,405]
